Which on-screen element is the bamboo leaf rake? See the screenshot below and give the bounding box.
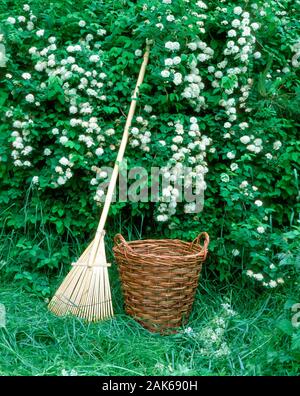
[48,44,151,322]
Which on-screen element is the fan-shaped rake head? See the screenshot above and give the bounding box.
[48,238,113,322]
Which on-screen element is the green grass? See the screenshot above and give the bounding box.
[0,272,299,376]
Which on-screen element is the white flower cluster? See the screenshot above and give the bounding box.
[183,40,213,110]
[10,118,34,167]
[246,270,284,288]
[129,116,151,152]
[6,4,36,32]
[91,166,109,202]
[54,156,74,186]
[238,180,260,201]
[165,41,180,51]
[5,14,110,188]
[156,117,211,223]
[185,300,236,359]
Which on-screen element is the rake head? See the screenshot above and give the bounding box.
[48,235,113,322]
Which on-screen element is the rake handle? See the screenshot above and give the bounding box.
[88,44,150,266]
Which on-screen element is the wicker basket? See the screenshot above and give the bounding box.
[113,232,209,333]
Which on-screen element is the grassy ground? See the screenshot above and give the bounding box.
[0,270,299,376]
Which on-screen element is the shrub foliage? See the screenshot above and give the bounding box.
[0,0,299,289]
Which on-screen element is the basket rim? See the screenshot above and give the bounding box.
[113,237,208,260]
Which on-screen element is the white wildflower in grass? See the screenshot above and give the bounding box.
[254,200,263,207]
[257,226,265,234]
[240,181,248,188]
[277,278,284,284]
[18,16,26,23]
[232,249,240,256]
[265,153,273,160]
[25,94,35,103]
[230,163,238,171]
[78,20,86,27]
[221,303,237,317]
[246,270,254,277]
[254,51,261,59]
[183,326,195,336]
[23,4,30,11]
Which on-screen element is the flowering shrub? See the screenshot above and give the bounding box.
[0,0,299,286]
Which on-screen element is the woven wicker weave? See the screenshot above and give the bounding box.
[113,232,209,333]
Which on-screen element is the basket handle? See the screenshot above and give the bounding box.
[114,233,133,252]
[190,232,209,260]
